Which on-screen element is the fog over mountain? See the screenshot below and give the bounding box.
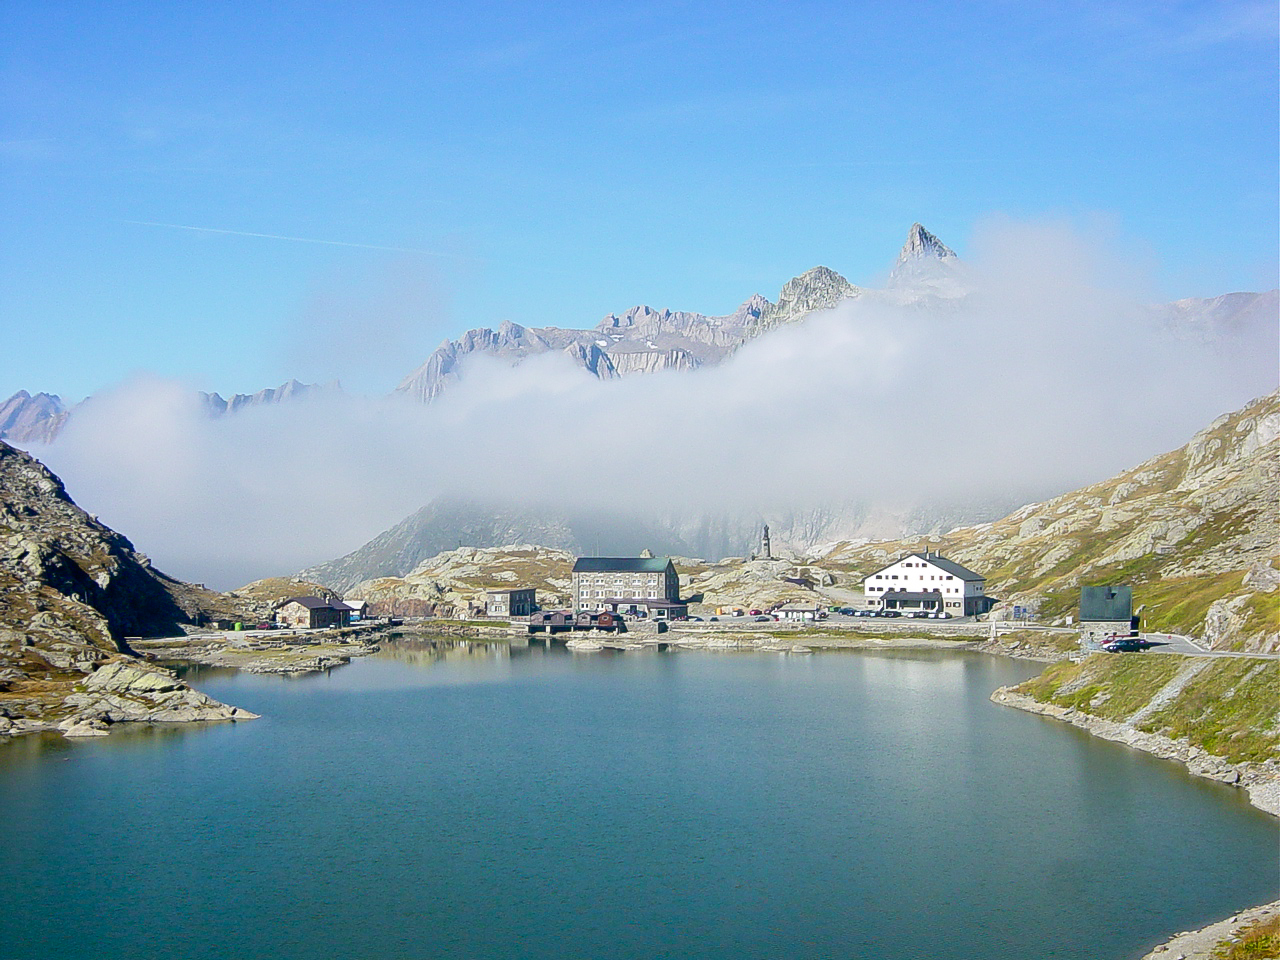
[15,220,1278,589]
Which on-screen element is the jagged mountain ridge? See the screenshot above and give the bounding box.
[393,223,961,402]
[0,378,342,446]
[392,265,857,403]
[0,391,69,444]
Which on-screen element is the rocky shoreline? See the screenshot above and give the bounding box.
[990,687,1280,816]
[0,657,257,740]
[1138,898,1279,960]
[134,630,384,676]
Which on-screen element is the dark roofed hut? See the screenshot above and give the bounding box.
[277,596,352,630]
[1078,585,1137,644]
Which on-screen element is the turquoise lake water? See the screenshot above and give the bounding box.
[0,640,1276,960]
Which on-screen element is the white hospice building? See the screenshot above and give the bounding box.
[861,551,993,617]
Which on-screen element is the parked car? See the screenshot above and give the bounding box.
[753,615,771,622]
[709,616,719,622]
[749,609,762,616]
[908,611,929,619]
[1103,638,1145,652]
[688,616,703,622]
[877,610,902,618]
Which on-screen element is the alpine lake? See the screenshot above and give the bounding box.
[1,635,1276,960]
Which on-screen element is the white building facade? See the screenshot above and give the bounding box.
[861,552,991,617]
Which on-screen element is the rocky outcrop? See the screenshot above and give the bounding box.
[0,441,257,738]
[345,544,576,616]
[64,660,256,723]
[751,266,860,332]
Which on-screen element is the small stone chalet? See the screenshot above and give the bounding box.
[1078,585,1137,643]
[572,557,680,613]
[486,588,537,618]
[277,597,352,629]
[862,552,992,617]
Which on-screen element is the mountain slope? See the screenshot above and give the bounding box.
[0,441,256,736]
[817,390,1280,651]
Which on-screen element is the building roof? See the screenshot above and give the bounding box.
[280,596,338,609]
[1080,585,1132,621]
[864,552,985,582]
[572,557,674,573]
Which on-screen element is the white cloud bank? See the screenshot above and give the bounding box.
[31,220,1279,588]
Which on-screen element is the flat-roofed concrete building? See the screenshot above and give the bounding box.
[486,588,537,618]
[862,552,993,617]
[572,557,680,612]
[1078,585,1137,643]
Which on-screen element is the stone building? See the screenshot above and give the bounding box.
[862,552,993,617]
[486,588,537,618]
[277,597,352,629]
[572,557,680,612]
[1078,585,1138,643]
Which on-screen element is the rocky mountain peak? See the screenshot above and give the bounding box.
[729,293,770,324]
[898,223,957,263]
[753,266,859,331]
[887,223,965,293]
[0,391,68,445]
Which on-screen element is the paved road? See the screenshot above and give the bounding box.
[1137,632,1277,660]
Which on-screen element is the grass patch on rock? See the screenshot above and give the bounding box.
[1140,658,1280,764]
[1211,913,1280,960]
[1016,653,1183,720]
[1015,654,1280,764]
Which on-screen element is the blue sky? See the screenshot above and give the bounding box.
[2,0,1277,400]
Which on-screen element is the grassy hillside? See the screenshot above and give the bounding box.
[1015,654,1279,764]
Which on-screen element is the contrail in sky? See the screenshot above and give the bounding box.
[121,219,450,256]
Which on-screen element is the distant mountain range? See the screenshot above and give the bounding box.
[0,379,342,445]
[4,222,1273,446]
[394,223,960,401]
